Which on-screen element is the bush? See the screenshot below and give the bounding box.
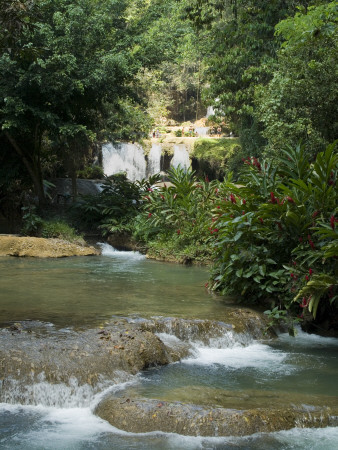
[133,166,221,263]
[41,220,83,243]
[77,166,104,179]
[211,142,337,324]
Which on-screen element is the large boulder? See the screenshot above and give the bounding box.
[0,321,169,403]
[94,396,338,436]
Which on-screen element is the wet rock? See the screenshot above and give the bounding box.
[0,322,169,402]
[94,396,338,436]
[139,312,272,345]
[0,235,99,258]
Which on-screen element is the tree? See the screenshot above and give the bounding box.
[0,0,147,203]
[183,0,320,154]
[256,1,338,156]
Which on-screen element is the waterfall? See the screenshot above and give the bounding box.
[102,143,146,181]
[102,142,190,179]
[194,126,209,137]
[147,144,162,177]
[206,106,215,117]
[171,144,190,171]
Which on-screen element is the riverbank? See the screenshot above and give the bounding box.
[0,235,99,257]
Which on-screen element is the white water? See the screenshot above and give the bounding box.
[194,126,209,137]
[206,106,215,117]
[170,144,190,170]
[1,327,338,448]
[97,242,146,261]
[148,144,162,176]
[102,142,147,181]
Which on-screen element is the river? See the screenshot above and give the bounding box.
[1,245,337,449]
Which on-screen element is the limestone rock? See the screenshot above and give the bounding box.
[0,235,99,258]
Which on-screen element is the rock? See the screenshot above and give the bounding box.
[0,322,169,402]
[0,235,99,257]
[94,396,338,436]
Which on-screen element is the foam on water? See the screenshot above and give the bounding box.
[183,341,290,372]
[278,328,338,347]
[97,242,145,260]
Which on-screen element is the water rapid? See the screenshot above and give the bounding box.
[1,247,337,448]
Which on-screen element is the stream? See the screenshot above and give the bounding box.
[1,245,338,449]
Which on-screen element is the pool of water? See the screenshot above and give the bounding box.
[0,244,234,328]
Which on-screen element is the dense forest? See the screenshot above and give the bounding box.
[0,0,337,331]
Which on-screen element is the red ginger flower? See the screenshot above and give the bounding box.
[230,193,236,204]
[330,215,335,230]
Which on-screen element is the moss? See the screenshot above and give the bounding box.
[191,138,241,179]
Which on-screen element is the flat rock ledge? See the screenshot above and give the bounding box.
[95,397,338,437]
[0,235,99,257]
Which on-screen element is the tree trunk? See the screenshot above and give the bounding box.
[5,132,46,205]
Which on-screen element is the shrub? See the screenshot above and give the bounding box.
[211,142,337,323]
[76,166,104,179]
[133,166,221,263]
[40,220,83,243]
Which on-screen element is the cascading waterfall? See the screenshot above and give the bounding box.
[147,143,162,177]
[170,144,190,170]
[102,142,146,181]
[194,126,209,137]
[206,106,215,117]
[102,142,191,181]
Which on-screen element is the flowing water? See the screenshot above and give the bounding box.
[1,246,338,449]
[102,142,191,180]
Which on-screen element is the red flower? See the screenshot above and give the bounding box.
[177,229,181,235]
[309,268,313,276]
[242,199,246,205]
[205,176,209,183]
[270,192,277,204]
[312,211,319,218]
[299,237,303,242]
[147,213,152,218]
[305,275,309,281]
[330,215,335,230]
[300,297,310,308]
[217,206,220,209]
[147,188,153,192]
[259,218,264,224]
[230,194,236,204]
[287,196,294,203]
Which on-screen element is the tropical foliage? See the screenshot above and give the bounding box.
[210,142,337,323]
